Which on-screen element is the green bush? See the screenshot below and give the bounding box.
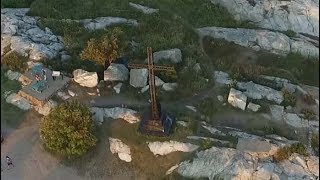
[39,100,97,157]
[274,143,307,162]
[301,108,316,121]
[230,63,267,81]
[2,52,28,73]
[281,89,297,107]
[200,138,214,150]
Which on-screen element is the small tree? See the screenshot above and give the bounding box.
[39,101,97,157]
[80,27,123,68]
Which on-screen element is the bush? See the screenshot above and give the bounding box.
[311,134,319,155]
[274,143,307,162]
[2,52,28,73]
[80,27,124,67]
[197,97,220,118]
[301,109,316,121]
[281,89,297,107]
[303,94,316,105]
[39,101,97,157]
[201,138,213,150]
[230,63,267,81]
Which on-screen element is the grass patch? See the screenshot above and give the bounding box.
[281,89,297,107]
[1,0,34,8]
[274,143,308,162]
[311,133,319,156]
[2,52,28,73]
[196,97,223,118]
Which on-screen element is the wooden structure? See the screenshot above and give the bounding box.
[128,47,175,136]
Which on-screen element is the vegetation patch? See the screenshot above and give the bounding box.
[1,0,34,8]
[39,100,98,157]
[281,89,297,107]
[301,109,317,121]
[2,52,28,73]
[274,143,308,162]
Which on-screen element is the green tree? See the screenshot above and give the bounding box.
[39,101,97,157]
[80,27,123,68]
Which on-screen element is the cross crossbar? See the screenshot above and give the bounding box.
[128,63,175,72]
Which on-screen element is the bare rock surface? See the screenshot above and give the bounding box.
[129,69,148,88]
[147,141,199,156]
[34,100,57,116]
[228,88,247,110]
[5,93,32,110]
[73,69,98,88]
[109,138,132,162]
[81,17,138,31]
[152,49,182,64]
[129,2,159,14]
[104,63,129,82]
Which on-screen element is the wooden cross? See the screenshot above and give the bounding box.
[128,47,175,133]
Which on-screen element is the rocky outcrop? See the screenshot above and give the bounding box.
[5,93,32,110]
[209,0,319,37]
[228,88,247,110]
[81,17,138,31]
[237,81,284,104]
[73,69,98,88]
[129,69,148,88]
[152,49,182,64]
[90,107,140,125]
[129,2,159,14]
[147,141,199,156]
[198,27,319,58]
[34,100,57,116]
[104,63,129,82]
[109,138,132,162]
[1,8,65,60]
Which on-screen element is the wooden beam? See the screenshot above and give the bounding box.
[128,63,175,72]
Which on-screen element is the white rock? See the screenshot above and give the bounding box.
[104,107,140,123]
[155,76,165,87]
[228,88,247,110]
[306,156,319,177]
[90,107,105,125]
[279,160,311,178]
[214,71,233,85]
[147,141,199,156]
[109,138,132,162]
[177,121,188,127]
[270,105,285,121]
[129,68,148,88]
[34,100,57,116]
[82,17,138,31]
[166,164,179,175]
[185,105,197,112]
[153,49,182,64]
[217,95,224,102]
[57,91,71,100]
[284,113,309,128]
[5,93,32,110]
[162,83,178,91]
[140,85,149,93]
[67,90,76,97]
[5,70,21,80]
[113,83,123,94]
[129,2,159,14]
[104,63,129,82]
[73,69,98,88]
[247,102,261,112]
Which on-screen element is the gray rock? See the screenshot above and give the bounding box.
[73,69,98,88]
[236,138,271,153]
[237,81,283,104]
[5,93,32,110]
[140,85,149,93]
[34,100,57,116]
[81,17,138,31]
[57,91,71,100]
[153,48,182,64]
[155,76,165,86]
[270,105,285,121]
[283,82,297,94]
[5,70,21,80]
[214,71,233,85]
[227,88,247,110]
[217,95,224,102]
[185,105,197,112]
[279,160,311,178]
[247,102,261,112]
[209,0,319,37]
[129,2,159,14]
[90,107,105,125]
[113,83,123,94]
[104,63,129,82]
[147,141,199,156]
[129,68,148,88]
[104,107,140,123]
[284,113,309,128]
[162,83,178,91]
[109,138,132,162]
[61,54,71,61]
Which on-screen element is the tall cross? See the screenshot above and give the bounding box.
[128,47,175,133]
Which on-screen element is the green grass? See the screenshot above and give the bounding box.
[1,0,34,8]
[1,68,26,127]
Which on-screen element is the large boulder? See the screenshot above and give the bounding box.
[109,138,132,162]
[237,81,283,104]
[209,0,319,37]
[227,88,247,110]
[104,63,129,81]
[73,69,98,88]
[129,68,148,88]
[34,100,57,116]
[104,107,140,123]
[129,2,159,14]
[5,93,32,110]
[153,49,182,64]
[147,141,199,156]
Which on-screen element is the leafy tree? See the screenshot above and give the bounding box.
[39,100,97,157]
[80,27,123,68]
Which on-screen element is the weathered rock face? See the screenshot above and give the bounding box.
[284,113,309,128]
[198,27,319,58]
[73,69,98,88]
[162,83,178,91]
[34,100,57,116]
[270,105,285,121]
[153,49,182,64]
[104,107,140,124]
[129,69,148,88]
[147,141,199,156]
[81,17,138,31]
[228,88,247,110]
[237,81,284,104]
[129,2,159,14]
[209,0,319,37]
[1,8,65,60]
[5,93,32,110]
[109,138,132,162]
[214,71,233,85]
[104,63,129,82]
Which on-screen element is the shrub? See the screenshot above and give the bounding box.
[2,52,28,73]
[197,97,220,117]
[301,109,316,121]
[230,63,267,81]
[311,133,319,155]
[39,100,97,157]
[303,94,316,105]
[201,138,213,150]
[80,27,124,67]
[281,89,297,107]
[274,143,307,162]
